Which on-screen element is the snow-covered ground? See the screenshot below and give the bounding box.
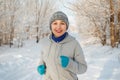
[0,34,120,80]
[79,36,120,80]
[0,40,42,80]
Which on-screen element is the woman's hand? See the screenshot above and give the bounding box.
[60,56,69,68]
[37,65,46,75]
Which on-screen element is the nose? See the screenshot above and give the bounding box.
[56,24,61,29]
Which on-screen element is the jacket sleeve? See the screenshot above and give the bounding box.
[38,39,46,66]
[65,41,87,74]
[38,50,45,66]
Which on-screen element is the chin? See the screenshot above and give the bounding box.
[55,34,62,37]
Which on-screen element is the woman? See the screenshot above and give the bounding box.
[37,11,87,80]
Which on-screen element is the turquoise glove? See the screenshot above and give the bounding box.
[60,56,69,68]
[37,65,46,75]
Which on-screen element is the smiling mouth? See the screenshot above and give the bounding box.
[55,30,62,33]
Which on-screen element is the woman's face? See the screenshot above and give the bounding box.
[51,20,67,37]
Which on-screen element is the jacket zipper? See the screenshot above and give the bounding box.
[54,43,60,80]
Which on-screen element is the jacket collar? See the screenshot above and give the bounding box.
[52,32,67,43]
[49,32,75,44]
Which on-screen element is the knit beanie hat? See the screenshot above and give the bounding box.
[49,11,69,30]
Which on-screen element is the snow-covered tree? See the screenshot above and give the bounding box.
[23,0,57,43]
[67,0,120,47]
[0,0,58,46]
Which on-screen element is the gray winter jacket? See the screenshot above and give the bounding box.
[38,34,87,80]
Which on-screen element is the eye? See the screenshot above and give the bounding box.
[61,22,65,25]
[52,22,57,25]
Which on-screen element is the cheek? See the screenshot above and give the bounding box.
[62,26,67,30]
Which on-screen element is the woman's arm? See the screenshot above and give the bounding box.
[65,41,87,74]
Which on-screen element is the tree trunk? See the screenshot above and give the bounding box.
[36,26,39,43]
[10,27,14,47]
[110,0,115,47]
[110,22,115,47]
[10,15,15,47]
[118,11,120,43]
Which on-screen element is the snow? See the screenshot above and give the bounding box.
[0,34,120,80]
[77,34,120,80]
[0,40,42,80]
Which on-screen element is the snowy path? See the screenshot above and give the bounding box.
[0,37,120,80]
[78,37,120,80]
[0,40,42,80]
